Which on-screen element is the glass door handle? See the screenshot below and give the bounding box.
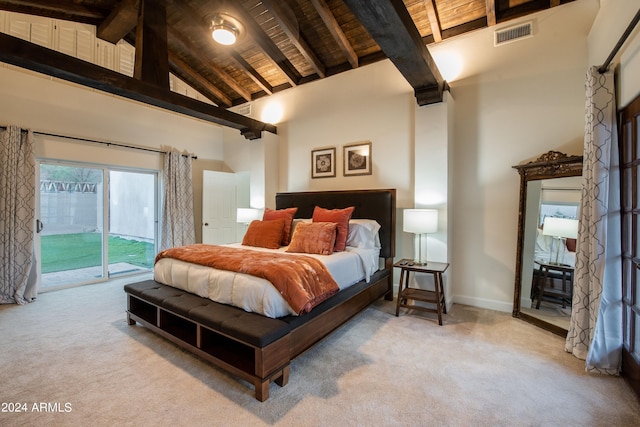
[36,219,44,233]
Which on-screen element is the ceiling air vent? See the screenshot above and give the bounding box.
[494,21,533,46]
[231,104,251,116]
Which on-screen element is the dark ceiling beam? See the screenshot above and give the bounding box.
[439,17,486,40]
[422,0,442,42]
[163,0,251,102]
[0,32,276,139]
[0,0,105,24]
[133,0,169,89]
[226,1,300,87]
[229,51,275,96]
[262,0,325,78]
[497,0,558,23]
[485,0,496,27]
[309,0,358,69]
[167,27,252,102]
[97,0,139,44]
[342,0,445,106]
[168,53,232,108]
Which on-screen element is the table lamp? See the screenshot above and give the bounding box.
[403,209,438,265]
[542,217,578,265]
[236,208,261,225]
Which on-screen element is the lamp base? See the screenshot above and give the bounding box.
[413,260,428,266]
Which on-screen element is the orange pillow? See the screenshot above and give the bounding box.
[241,218,285,249]
[263,207,298,245]
[286,222,337,255]
[312,206,355,252]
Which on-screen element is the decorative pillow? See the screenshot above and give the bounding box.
[263,207,298,245]
[312,206,355,252]
[286,222,337,255]
[566,238,577,252]
[347,219,381,249]
[241,218,285,249]
[291,218,312,237]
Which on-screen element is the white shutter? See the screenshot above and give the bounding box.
[76,29,94,62]
[54,21,95,62]
[169,74,184,94]
[57,25,76,56]
[5,13,53,47]
[96,39,116,70]
[6,14,32,41]
[29,20,53,48]
[116,41,135,77]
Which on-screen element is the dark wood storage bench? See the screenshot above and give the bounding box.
[124,189,396,401]
[126,269,391,401]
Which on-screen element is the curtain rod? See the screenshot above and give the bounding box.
[0,126,197,159]
[598,8,640,74]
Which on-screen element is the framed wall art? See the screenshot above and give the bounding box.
[311,147,336,178]
[343,141,372,176]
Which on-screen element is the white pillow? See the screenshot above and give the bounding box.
[346,219,381,249]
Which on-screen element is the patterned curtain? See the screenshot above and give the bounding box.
[160,149,195,250]
[0,126,36,304]
[565,67,622,374]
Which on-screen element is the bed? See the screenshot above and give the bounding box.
[124,189,396,401]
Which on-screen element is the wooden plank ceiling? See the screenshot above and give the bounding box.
[0,0,573,139]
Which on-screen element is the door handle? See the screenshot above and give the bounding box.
[204,222,209,226]
[36,219,44,233]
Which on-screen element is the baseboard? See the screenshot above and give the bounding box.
[450,295,513,313]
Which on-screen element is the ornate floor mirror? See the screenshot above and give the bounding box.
[512,151,583,336]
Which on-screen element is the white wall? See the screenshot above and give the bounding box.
[447,1,597,311]
[588,0,640,107]
[251,59,416,207]
[232,0,598,312]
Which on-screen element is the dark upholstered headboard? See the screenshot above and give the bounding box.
[275,189,396,260]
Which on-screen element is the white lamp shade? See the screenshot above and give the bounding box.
[403,209,438,234]
[542,217,578,239]
[237,208,261,224]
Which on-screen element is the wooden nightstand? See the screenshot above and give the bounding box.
[533,260,574,309]
[394,258,449,325]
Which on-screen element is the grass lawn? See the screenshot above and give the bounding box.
[41,233,154,273]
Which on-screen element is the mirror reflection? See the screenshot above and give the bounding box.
[512,151,583,336]
[519,176,581,331]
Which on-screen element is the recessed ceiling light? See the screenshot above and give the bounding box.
[210,13,243,46]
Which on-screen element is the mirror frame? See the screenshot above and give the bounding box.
[512,150,583,336]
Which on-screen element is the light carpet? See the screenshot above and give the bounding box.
[1,274,639,426]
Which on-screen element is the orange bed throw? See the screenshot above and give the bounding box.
[155,244,339,315]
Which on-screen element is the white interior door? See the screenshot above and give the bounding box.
[202,171,240,244]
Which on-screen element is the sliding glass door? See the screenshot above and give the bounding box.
[107,170,156,277]
[37,161,157,290]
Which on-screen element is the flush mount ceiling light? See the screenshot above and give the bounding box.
[210,13,243,46]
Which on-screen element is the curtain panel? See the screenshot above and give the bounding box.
[161,149,195,250]
[565,67,622,375]
[0,125,36,304]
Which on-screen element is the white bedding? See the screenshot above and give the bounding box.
[154,243,380,318]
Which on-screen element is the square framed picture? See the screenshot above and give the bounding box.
[343,141,372,176]
[311,147,336,178]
